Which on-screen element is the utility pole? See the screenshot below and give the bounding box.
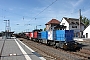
[3,20,10,39]
[4,20,10,32]
[36,25,41,29]
[7,20,10,32]
[79,9,81,32]
[4,20,7,31]
[79,9,82,38]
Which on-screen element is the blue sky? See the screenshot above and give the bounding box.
[0,0,90,33]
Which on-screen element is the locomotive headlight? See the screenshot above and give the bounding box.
[74,42,78,48]
[65,43,67,45]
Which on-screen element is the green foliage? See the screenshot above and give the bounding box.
[44,28,46,31]
[81,16,90,27]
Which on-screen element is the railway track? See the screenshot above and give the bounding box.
[58,48,89,60]
[18,38,90,60]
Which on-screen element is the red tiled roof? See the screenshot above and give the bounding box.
[45,19,60,25]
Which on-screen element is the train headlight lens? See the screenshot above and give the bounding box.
[65,43,67,45]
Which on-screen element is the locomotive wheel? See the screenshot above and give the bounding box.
[47,41,50,46]
[63,44,68,50]
[55,45,58,49]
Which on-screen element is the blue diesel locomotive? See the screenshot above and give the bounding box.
[39,30,80,50]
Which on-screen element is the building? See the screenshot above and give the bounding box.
[60,17,85,37]
[83,25,90,38]
[2,31,14,39]
[45,19,60,31]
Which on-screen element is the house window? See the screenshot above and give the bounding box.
[62,23,65,25]
[71,22,75,24]
[72,26,77,28]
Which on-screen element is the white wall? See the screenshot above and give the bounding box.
[60,18,81,33]
[46,24,51,31]
[69,25,80,33]
[60,18,85,37]
[48,30,53,40]
[83,25,90,38]
[60,18,69,30]
[81,25,84,31]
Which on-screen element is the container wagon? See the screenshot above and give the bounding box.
[38,32,41,42]
[29,32,33,40]
[25,32,30,40]
[31,29,41,42]
[41,31,48,44]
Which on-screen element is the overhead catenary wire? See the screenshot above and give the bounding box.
[31,0,58,20]
[0,1,89,22]
[0,8,32,20]
[0,0,58,22]
[0,0,57,21]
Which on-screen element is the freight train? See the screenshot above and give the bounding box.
[15,29,81,51]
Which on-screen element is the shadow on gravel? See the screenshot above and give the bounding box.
[81,44,89,47]
[66,43,89,52]
[32,52,42,57]
[88,57,90,59]
[20,40,23,41]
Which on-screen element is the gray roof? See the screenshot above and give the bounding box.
[63,17,85,25]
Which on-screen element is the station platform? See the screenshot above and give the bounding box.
[0,37,45,60]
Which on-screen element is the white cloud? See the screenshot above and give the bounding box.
[9,8,13,10]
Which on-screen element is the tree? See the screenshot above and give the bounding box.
[44,28,46,31]
[81,16,90,27]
